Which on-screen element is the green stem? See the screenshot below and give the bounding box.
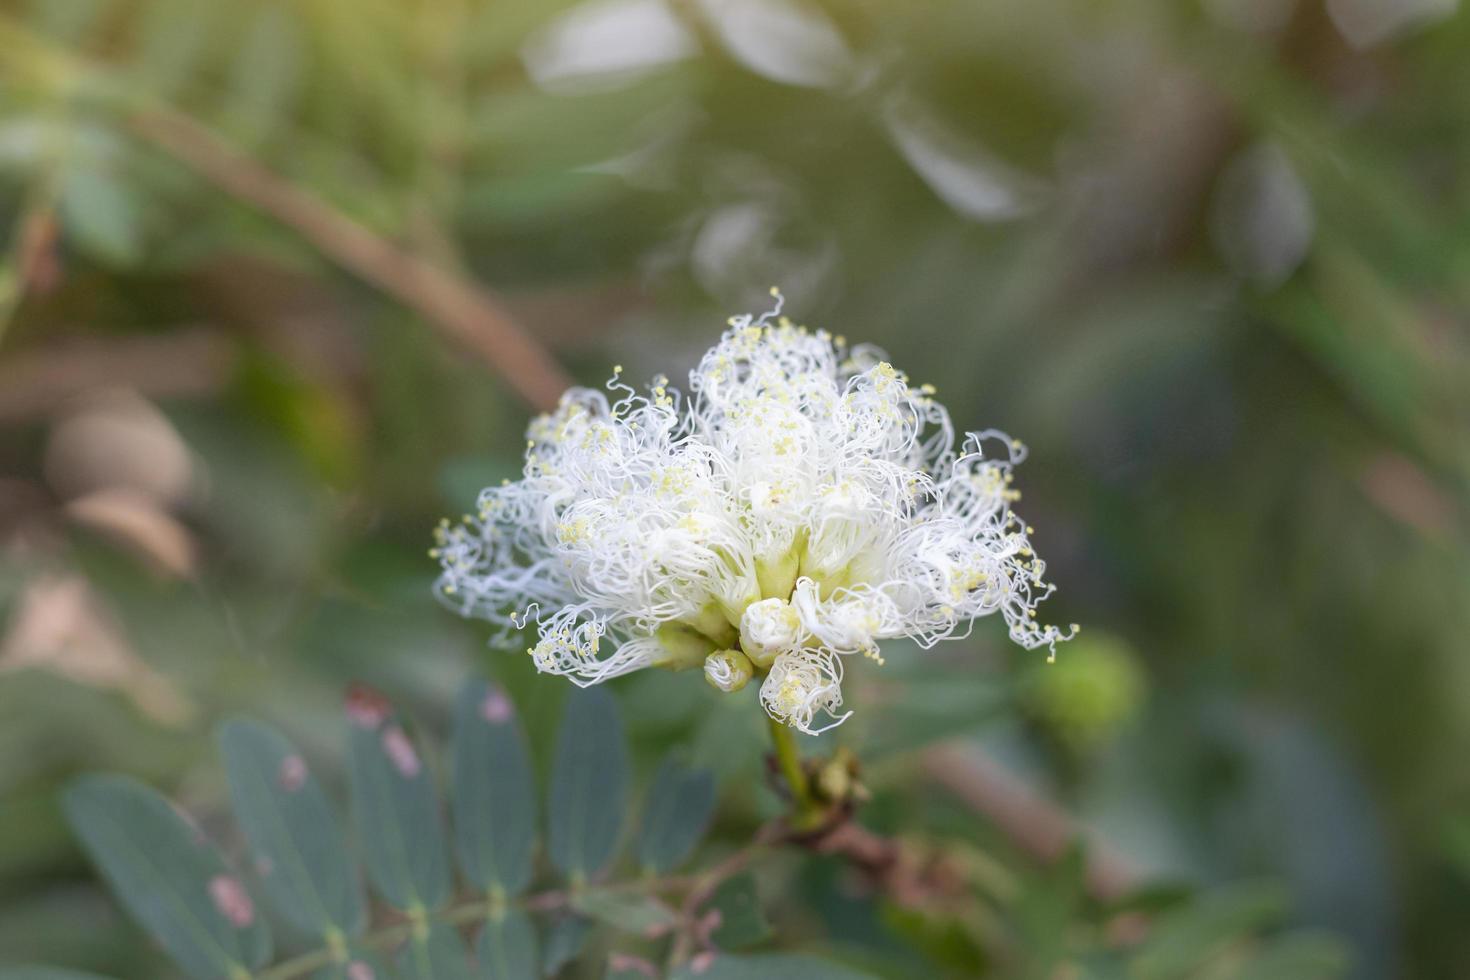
[767,716,822,831]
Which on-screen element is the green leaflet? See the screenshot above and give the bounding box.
[452,679,537,896]
[346,692,452,911]
[59,164,146,267]
[547,688,628,879]
[637,755,715,874]
[225,5,303,147]
[476,907,539,980]
[1232,934,1349,980]
[1132,882,1290,980]
[397,919,475,980]
[309,947,391,980]
[62,774,272,979]
[573,891,677,934]
[218,719,365,938]
[705,873,771,950]
[539,915,592,977]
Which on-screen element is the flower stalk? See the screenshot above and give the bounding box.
[768,715,824,832]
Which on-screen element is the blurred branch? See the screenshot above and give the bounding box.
[921,743,1135,901]
[129,109,571,413]
[0,10,572,410]
[0,326,236,423]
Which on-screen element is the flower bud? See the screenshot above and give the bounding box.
[739,597,802,668]
[704,649,754,693]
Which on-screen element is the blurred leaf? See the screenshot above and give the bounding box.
[226,5,304,145]
[573,891,677,934]
[1102,882,1195,920]
[1440,813,1470,883]
[604,959,659,980]
[548,688,629,880]
[694,0,854,89]
[218,719,366,938]
[438,457,523,513]
[452,679,537,896]
[1200,708,1395,978]
[467,72,692,172]
[347,695,452,911]
[0,970,120,980]
[706,873,770,950]
[465,0,560,65]
[463,171,627,230]
[882,91,1048,222]
[670,953,875,979]
[132,0,222,96]
[1012,845,1085,976]
[862,671,1014,757]
[1326,0,1457,48]
[541,915,593,977]
[1232,933,1349,979]
[477,907,540,980]
[1210,141,1314,287]
[520,0,698,93]
[62,774,273,978]
[59,165,146,266]
[311,947,392,980]
[397,919,475,980]
[637,755,715,874]
[1132,882,1289,980]
[25,0,111,41]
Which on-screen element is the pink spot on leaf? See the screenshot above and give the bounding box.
[608,953,657,977]
[346,962,375,980]
[691,951,716,975]
[381,726,421,778]
[695,908,722,942]
[208,875,255,928]
[346,684,391,729]
[277,754,308,792]
[480,687,514,724]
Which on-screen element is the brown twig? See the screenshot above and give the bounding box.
[920,743,1135,901]
[667,820,784,967]
[129,109,572,413]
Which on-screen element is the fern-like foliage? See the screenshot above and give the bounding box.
[0,672,1349,980]
[5,678,847,980]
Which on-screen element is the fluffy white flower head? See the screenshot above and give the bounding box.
[434,292,1076,734]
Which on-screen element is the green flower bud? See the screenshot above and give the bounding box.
[704,649,754,693]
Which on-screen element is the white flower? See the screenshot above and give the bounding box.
[739,597,802,668]
[434,292,1076,734]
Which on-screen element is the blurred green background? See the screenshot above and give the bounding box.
[1,0,1468,976]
